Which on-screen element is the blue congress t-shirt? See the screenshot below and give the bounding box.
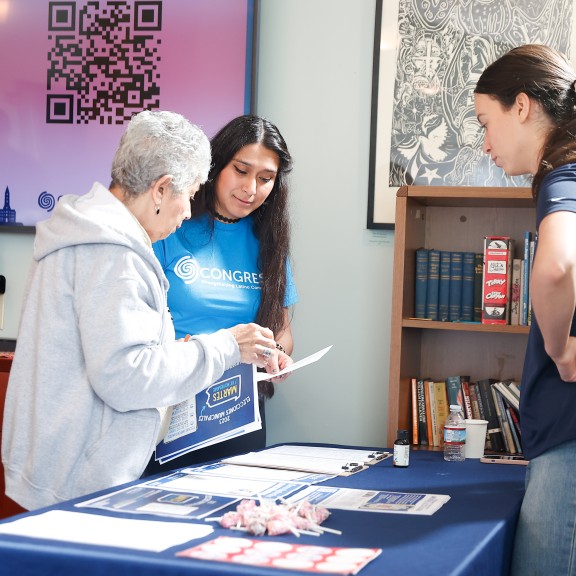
[153,213,298,339]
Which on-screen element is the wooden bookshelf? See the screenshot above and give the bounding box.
[387,185,535,447]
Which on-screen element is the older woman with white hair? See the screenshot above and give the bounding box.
[2,110,279,511]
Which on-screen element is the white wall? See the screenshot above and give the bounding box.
[257,0,394,448]
[0,0,395,448]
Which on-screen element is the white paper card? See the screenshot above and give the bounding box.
[255,345,332,382]
[0,510,213,552]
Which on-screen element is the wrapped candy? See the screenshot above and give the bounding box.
[205,497,339,537]
[218,511,242,529]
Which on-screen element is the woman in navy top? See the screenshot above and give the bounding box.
[475,44,576,576]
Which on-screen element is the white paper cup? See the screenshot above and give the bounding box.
[465,419,489,458]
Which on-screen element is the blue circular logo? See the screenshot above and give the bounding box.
[174,256,198,284]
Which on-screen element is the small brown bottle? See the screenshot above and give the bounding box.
[393,429,410,467]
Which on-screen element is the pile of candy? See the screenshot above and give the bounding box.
[206,498,340,537]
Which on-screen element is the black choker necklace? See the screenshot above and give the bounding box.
[213,210,240,224]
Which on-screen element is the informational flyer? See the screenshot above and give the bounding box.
[155,363,260,464]
[285,486,451,516]
[77,485,238,519]
[143,471,304,501]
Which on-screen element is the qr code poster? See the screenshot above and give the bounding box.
[0,1,256,227]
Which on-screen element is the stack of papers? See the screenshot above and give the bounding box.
[222,445,390,475]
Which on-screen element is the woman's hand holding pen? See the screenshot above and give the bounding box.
[228,323,279,371]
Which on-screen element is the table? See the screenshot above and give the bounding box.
[0,446,526,576]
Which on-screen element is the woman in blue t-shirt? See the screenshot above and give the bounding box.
[147,115,297,474]
[475,45,576,576]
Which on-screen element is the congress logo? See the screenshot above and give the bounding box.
[173,255,198,284]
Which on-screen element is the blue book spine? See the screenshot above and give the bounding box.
[415,249,429,319]
[425,250,440,320]
[461,252,475,321]
[438,251,451,321]
[521,231,532,325]
[448,251,463,322]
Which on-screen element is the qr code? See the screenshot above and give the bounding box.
[47,1,162,125]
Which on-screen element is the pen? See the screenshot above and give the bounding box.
[369,451,390,460]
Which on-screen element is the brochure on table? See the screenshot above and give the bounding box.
[155,346,332,464]
[143,470,305,501]
[285,485,451,516]
[78,484,238,519]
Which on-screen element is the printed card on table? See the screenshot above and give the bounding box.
[177,536,382,575]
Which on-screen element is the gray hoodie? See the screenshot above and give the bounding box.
[2,182,240,510]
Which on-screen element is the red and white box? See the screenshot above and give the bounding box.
[482,236,514,324]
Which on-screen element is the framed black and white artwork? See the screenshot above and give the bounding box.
[368,0,576,228]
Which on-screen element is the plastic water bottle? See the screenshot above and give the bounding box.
[444,405,466,461]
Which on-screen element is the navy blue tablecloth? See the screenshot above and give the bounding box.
[0,447,526,576]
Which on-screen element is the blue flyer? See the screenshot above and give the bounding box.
[77,484,238,519]
[155,363,260,464]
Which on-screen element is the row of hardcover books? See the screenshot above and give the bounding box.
[410,376,522,454]
[414,232,536,325]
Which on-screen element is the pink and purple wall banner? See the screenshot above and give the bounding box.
[0,0,256,228]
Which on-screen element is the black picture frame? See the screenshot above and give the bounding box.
[367,0,397,230]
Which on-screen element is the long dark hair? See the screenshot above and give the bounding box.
[193,115,294,397]
[475,44,576,195]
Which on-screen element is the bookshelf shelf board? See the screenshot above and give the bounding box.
[398,185,534,208]
[402,319,530,334]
